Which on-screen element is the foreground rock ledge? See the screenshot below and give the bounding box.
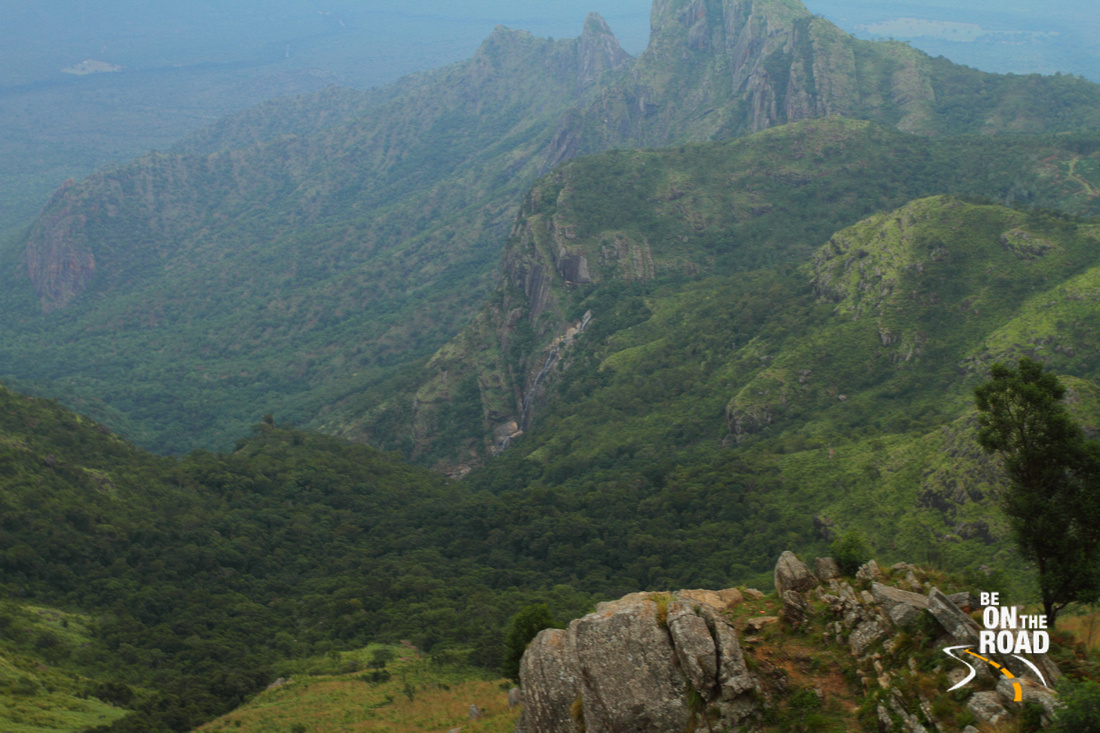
[515,588,755,733]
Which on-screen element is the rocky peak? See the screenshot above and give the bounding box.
[576,13,633,91]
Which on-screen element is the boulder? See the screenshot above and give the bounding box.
[813,557,840,581]
[677,588,743,611]
[745,616,778,632]
[515,629,581,733]
[667,601,718,697]
[855,559,881,581]
[871,582,929,612]
[572,598,691,732]
[849,619,886,656]
[887,603,924,629]
[872,582,928,629]
[517,590,759,732]
[967,691,1009,727]
[927,588,981,645]
[996,677,1060,723]
[781,590,809,627]
[774,551,818,595]
[698,605,754,700]
[948,591,980,612]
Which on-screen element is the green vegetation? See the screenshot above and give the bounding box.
[502,605,559,682]
[975,358,1100,625]
[407,118,1100,471]
[0,383,597,730]
[6,0,1100,460]
[830,531,871,576]
[1052,678,1100,732]
[194,645,519,733]
[436,193,1100,603]
[3,5,1100,727]
[0,602,130,732]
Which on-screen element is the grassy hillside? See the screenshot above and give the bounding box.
[0,383,602,731]
[437,195,1100,601]
[0,602,129,733]
[195,646,519,733]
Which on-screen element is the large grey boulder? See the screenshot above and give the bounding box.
[774,551,818,595]
[813,557,840,581]
[781,590,809,628]
[697,604,754,700]
[872,582,929,629]
[515,629,582,733]
[871,582,929,612]
[572,598,693,732]
[855,559,881,581]
[517,590,758,732]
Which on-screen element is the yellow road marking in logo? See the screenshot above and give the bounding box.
[965,650,1022,701]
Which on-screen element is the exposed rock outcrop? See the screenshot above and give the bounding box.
[516,552,1067,732]
[515,589,757,732]
[774,550,816,595]
[518,629,582,733]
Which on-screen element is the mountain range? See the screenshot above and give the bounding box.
[3,0,1100,730]
[4,0,1100,456]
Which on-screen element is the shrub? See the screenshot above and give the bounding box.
[1051,678,1100,732]
[831,530,871,576]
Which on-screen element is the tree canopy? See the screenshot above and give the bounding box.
[974,358,1100,625]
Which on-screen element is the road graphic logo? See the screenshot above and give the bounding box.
[942,592,1050,699]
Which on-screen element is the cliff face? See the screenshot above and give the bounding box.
[19,19,633,318]
[516,552,1064,732]
[557,0,939,156]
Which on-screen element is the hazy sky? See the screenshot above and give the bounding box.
[3,0,1097,90]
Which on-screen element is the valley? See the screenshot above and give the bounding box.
[2,0,1100,730]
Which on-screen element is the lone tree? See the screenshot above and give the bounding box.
[502,604,559,682]
[974,358,1100,626]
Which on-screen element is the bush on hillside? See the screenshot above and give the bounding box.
[831,530,871,576]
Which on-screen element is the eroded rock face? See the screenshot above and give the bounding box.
[515,590,757,733]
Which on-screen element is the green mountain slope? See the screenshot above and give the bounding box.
[5,0,1100,455]
[399,117,1100,473]
[2,197,1099,727]
[0,383,596,730]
